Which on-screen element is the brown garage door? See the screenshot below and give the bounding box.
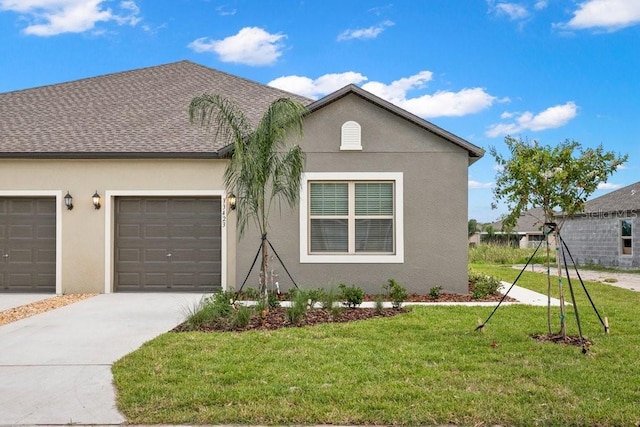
[114,197,222,292]
[0,197,56,293]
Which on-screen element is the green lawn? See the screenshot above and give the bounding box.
[112,265,640,426]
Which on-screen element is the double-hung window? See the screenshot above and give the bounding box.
[300,172,403,263]
[621,219,633,255]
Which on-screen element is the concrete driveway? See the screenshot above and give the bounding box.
[0,293,207,426]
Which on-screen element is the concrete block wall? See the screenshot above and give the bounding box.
[561,212,639,268]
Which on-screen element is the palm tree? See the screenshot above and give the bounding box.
[189,94,307,309]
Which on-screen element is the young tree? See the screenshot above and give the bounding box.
[490,137,627,336]
[189,94,307,309]
[468,219,479,237]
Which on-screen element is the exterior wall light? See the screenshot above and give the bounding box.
[227,193,237,210]
[64,191,74,210]
[92,191,101,210]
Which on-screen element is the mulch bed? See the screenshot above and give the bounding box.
[173,284,516,333]
[531,333,592,349]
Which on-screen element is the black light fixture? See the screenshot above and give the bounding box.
[64,191,74,210]
[92,191,101,210]
[227,193,237,210]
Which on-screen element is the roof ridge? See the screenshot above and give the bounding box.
[0,60,194,96]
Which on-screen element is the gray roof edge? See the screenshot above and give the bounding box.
[0,152,222,160]
[307,84,485,162]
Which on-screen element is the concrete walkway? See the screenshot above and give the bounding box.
[0,293,206,426]
[0,293,53,312]
[512,264,640,292]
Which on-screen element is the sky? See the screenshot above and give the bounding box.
[1,0,638,222]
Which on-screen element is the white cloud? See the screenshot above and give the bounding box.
[188,27,286,66]
[392,87,497,118]
[494,2,529,20]
[337,20,395,41]
[486,101,578,137]
[597,182,622,190]
[268,72,368,98]
[534,0,548,10]
[271,70,497,118]
[469,180,494,189]
[216,5,236,16]
[0,0,141,36]
[559,0,640,31]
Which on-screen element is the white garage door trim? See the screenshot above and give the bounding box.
[104,190,228,294]
[0,190,63,294]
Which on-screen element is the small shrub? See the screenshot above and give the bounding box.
[429,285,443,299]
[307,288,325,308]
[469,270,502,299]
[339,283,364,308]
[374,295,384,314]
[240,287,260,300]
[384,278,408,308]
[231,305,253,329]
[320,287,343,318]
[268,291,281,308]
[286,289,309,324]
[182,291,234,330]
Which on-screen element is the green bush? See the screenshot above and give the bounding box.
[231,305,253,329]
[286,289,309,324]
[468,270,502,299]
[374,295,384,314]
[320,287,343,318]
[183,291,235,330]
[339,283,364,308]
[429,285,443,299]
[384,278,408,308]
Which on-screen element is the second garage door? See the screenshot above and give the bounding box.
[114,197,222,292]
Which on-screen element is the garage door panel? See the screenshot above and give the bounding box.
[118,248,141,262]
[0,197,56,293]
[117,224,141,238]
[114,197,222,292]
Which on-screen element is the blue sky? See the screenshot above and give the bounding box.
[1,0,638,222]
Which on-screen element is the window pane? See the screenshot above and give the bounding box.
[622,220,632,237]
[355,182,393,216]
[310,183,348,215]
[310,219,348,252]
[355,219,393,252]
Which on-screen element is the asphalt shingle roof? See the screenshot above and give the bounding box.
[0,60,311,158]
[581,181,640,213]
[491,206,548,233]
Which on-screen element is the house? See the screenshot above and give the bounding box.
[479,207,554,249]
[560,181,639,268]
[0,60,484,295]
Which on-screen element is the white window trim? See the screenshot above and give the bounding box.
[300,172,404,263]
[104,190,228,293]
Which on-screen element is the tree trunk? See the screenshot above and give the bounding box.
[555,228,567,338]
[260,235,269,311]
[546,238,552,335]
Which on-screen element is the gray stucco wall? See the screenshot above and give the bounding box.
[560,212,639,268]
[234,93,471,295]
